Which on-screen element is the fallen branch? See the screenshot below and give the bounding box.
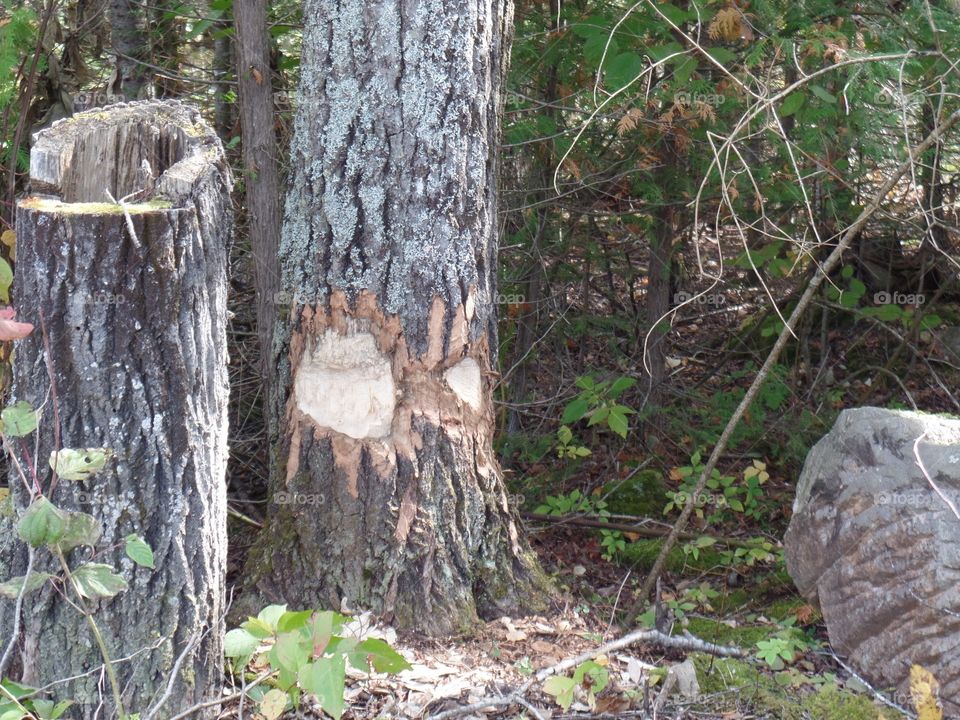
[522,511,764,548]
[627,105,960,621]
[424,626,744,720]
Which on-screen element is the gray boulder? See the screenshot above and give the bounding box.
[784,407,960,711]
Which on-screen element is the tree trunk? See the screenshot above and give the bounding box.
[241,0,551,635]
[107,0,148,99]
[234,0,281,385]
[0,100,231,719]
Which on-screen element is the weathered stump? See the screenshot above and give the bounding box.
[0,100,231,718]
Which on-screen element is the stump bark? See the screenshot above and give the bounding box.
[0,100,231,719]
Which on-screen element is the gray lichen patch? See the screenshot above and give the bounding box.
[293,325,396,439]
[444,358,482,410]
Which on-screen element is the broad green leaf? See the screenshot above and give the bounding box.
[604,52,643,90]
[17,498,66,547]
[241,617,275,639]
[0,257,12,302]
[921,314,942,330]
[2,401,36,437]
[269,630,310,674]
[71,563,128,599]
[705,47,736,65]
[299,655,346,720]
[352,638,412,674]
[277,609,313,633]
[543,676,576,710]
[780,92,805,117]
[49,448,112,481]
[557,425,573,444]
[0,708,24,720]
[124,535,155,569]
[561,397,589,424]
[672,55,698,86]
[55,511,101,552]
[810,85,836,103]
[609,377,636,396]
[258,689,288,720]
[0,571,53,598]
[223,628,260,669]
[257,603,287,631]
[607,410,629,438]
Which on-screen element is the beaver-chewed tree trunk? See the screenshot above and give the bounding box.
[241,0,551,634]
[0,100,231,718]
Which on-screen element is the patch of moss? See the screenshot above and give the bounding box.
[602,469,669,516]
[685,616,773,648]
[617,537,726,573]
[690,654,901,720]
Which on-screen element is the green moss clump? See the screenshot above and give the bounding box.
[617,537,726,573]
[690,654,901,719]
[602,469,669,517]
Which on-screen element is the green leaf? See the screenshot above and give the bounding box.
[672,55,698,86]
[223,628,260,669]
[269,630,310,674]
[920,313,942,330]
[124,535,155,569]
[277,609,314,634]
[810,85,836,103]
[17,498,66,547]
[604,52,643,90]
[29,699,73,720]
[299,655,346,720]
[607,410,629,438]
[0,571,53,598]
[257,603,288,631]
[353,638,411,674]
[561,397,590,424]
[49,448,112,481]
[0,257,13,302]
[71,563,128,599]
[705,47,736,65]
[2,401,36,437]
[587,406,609,426]
[557,425,573,444]
[543,676,576,710]
[241,617,275,639]
[780,92,805,117]
[609,377,636,397]
[55,511,102,552]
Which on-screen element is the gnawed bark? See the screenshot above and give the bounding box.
[241,0,551,635]
[0,100,231,718]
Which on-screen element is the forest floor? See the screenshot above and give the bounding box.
[222,220,959,719]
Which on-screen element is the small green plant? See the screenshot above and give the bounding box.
[718,537,782,568]
[665,452,770,524]
[561,375,636,439]
[223,605,411,720]
[0,399,152,720]
[542,660,609,711]
[598,529,625,560]
[534,488,594,516]
[555,425,591,460]
[755,622,816,670]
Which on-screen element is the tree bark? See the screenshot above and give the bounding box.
[0,100,231,718]
[107,0,148,100]
[234,0,281,385]
[241,0,551,635]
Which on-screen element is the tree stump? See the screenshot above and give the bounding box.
[0,100,231,718]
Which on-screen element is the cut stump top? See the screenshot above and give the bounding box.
[27,100,227,208]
